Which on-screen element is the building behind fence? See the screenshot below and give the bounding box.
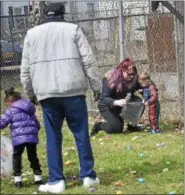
[0,1,184,122]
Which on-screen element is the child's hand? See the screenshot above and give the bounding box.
[144,102,148,106]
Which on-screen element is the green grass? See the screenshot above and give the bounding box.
[1,122,184,194]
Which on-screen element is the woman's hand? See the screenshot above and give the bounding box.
[114,99,127,107]
[144,101,148,106]
[137,89,143,93]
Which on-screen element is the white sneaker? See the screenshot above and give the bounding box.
[83,177,100,188]
[34,175,43,184]
[38,180,65,193]
[14,176,22,183]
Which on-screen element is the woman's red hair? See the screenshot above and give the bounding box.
[107,58,137,92]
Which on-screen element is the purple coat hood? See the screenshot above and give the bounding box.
[0,99,40,146]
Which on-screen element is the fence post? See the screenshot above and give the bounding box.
[39,1,46,24]
[24,6,28,29]
[118,1,124,62]
[174,1,184,121]
[8,6,16,60]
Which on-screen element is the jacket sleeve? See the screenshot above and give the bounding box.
[135,80,143,95]
[0,109,12,129]
[147,85,158,105]
[76,26,101,92]
[20,33,35,98]
[135,79,143,90]
[100,78,116,107]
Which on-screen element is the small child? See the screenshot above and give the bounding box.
[138,72,162,134]
[0,87,43,188]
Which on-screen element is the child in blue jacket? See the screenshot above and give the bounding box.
[138,72,162,134]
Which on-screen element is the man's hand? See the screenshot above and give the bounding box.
[29,96,38,105]
[93,91,100,102]
[114,99,127,107]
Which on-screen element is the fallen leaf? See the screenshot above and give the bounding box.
[177,183,184,187]
[64,152,69,156]
[22,178,29,182]
[115,181,122,187]
[99,167,104,172]
[132,136,140,141]
[162,168,169,172]
[156,143,166,147]
[104,135,112,139]
[130,170,137,174]
[25,171,32,176]
[116,191,123,194]
[64,160,73,166]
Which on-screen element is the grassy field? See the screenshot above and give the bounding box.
[1,121,184,194]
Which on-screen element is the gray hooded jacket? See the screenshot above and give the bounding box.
[20,21,101,101]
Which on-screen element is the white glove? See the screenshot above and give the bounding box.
[113,99,127,107]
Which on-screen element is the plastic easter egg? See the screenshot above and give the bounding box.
[137,178,145,183]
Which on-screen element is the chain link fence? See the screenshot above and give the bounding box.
[0,1,184,122]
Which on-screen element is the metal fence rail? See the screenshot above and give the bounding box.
[0,1,184,122]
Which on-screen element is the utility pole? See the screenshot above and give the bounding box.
[118,1,124,62]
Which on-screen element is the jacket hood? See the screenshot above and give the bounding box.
[12,99,36,115]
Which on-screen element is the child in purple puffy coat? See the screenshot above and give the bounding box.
[0,87,43,188]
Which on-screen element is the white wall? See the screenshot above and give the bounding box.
[150,73,179,100]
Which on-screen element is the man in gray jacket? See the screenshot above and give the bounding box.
[20,2,101,193]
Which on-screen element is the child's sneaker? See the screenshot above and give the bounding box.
[34,175,43,185]
[14,176,23,188]
[150,129,162,134]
